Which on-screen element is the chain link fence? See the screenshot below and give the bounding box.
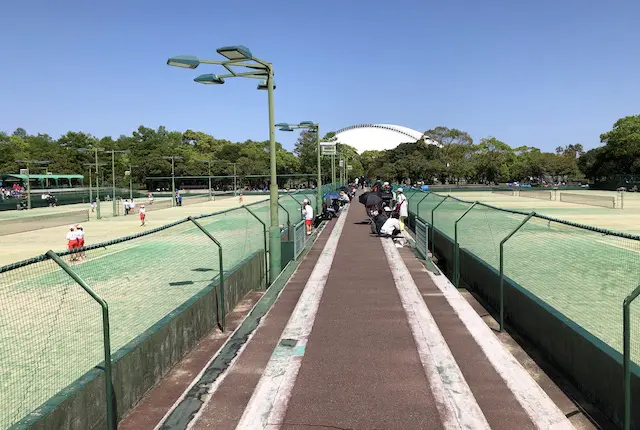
[406,189,640,428]
[0,199,272,429]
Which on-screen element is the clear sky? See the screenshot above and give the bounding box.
[0,0,638,152]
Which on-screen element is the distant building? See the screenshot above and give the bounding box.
[332,124,440,154]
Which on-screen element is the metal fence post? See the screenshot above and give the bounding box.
[430,195,449,254]
[499,212,535,332]
[623,285,640,430]
[188,217,226,331]
[454,202,478,288]
[242,205,269,287]
[415,192,430,222]
[278,201,291,237]
[45,250,115,430]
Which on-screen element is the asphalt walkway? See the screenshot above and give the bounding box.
[130,198,576,429]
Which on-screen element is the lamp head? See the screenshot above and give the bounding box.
[167,55,200,69]
[274,123,290,128]
[216,45,253,61]
[299,121,315,126]
[194,74,225,85]
[257,79,275,90]
[279,126,294,132]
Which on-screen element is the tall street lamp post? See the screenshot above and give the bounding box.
[79,146,105,219]
[110,150,130,216]
[127,164,140,200]
[167,45,280,280]
[161,156,183,206]
[16,160,52,210]
[202,160,238,198]
[275,121,322,211]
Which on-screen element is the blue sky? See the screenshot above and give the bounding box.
[0,0,638,152]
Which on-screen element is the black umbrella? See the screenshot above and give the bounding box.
[359,192,370,205]
[364,193,383,207]
[338,185,349,192]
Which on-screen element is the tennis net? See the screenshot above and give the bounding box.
[492,189,516,197]
[1,209,90,236]
[559,192,616,209]
[519,189,553,200]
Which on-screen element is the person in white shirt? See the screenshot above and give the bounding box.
[303,199,314,235]
[380,213,401,237]
[139,204,146,226]
[395,188,408,231]
[66,225,79,262]
[129,199,136,213]
[76,224,86,260]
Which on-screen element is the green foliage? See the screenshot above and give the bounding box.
[578,115,640,180]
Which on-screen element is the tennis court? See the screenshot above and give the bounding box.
[0,193,284,427]
[409,190,640,370]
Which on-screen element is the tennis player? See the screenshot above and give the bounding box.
[139,204,146,226]
[76,224,85,260]
[66,225,78,262]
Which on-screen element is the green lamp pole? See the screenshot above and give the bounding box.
[110,150,130,216]
[167,46,280,280]
[203,160,238,197]
[275,121,322,211]
[83,163,94,203]
[128,164,139,200]
[79,146,105,219]
[161,155,183,206]
[15,160,51,209]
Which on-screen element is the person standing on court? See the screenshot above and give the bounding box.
[139,204,146,226]
[395,188,408,231]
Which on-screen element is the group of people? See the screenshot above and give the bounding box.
[367,184,408,239]
[65,224,86,262]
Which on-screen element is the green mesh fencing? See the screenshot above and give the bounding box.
[0,258,104,429]
[456,204,531,270]
[416,193,447,224]
[0,200,270,429]
[408,190,640,384]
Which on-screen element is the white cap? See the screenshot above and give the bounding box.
[69,225,75,230]
[76,224,83,229]
[384,206,392,212]
[397,188,403,193]
[383,181,389,186]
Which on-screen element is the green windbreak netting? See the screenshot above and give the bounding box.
[0,202,269,428]
[408,190,640,369]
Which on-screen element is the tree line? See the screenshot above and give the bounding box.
[1,114,637,189]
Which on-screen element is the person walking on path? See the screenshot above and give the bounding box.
[395,188,408,231]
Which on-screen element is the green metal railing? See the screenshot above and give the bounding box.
[0,199,272,429]
[406,188,640,429]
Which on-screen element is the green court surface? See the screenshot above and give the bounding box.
[0,209,265,428]
[409,192,640,369]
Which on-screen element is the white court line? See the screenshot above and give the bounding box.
[595,239,640,254]
[235,204,350,430]
[381,239,489,429]
[422,264,573,429]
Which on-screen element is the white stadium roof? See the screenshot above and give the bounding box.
[333,124,439,154]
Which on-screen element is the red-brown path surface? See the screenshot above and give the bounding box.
[122,198,588,430]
